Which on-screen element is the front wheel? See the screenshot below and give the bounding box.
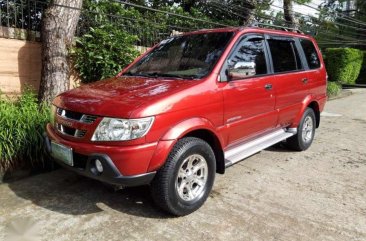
[150,137,216,216]
[286,108,316,151]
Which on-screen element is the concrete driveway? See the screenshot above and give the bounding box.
[1,90,366,241]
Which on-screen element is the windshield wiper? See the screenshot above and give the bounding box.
[122,71,136,76]
[154,73,199,80]
[123,72,152,77]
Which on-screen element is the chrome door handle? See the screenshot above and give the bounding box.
[302,78,308,84]
[264,84,272,90]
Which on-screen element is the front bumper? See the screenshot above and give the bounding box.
[45,124,156,186]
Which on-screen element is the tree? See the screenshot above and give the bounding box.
[38,0,83,104]
[128,0,268,26]
[283,0,296,28]
[198,0,261,26]
[233,0,258,25]
[283,0,311,29]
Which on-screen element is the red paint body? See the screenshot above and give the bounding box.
[47,27,327,177]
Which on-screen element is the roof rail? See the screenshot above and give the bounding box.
[249,22,304,34]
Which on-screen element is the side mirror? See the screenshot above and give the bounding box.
[227,61,256,80]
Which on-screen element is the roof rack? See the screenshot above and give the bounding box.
[249,22,304,34]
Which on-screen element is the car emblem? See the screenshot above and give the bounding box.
[59,119,73,127]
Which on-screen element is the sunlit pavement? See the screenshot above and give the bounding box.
[1,89,366,241]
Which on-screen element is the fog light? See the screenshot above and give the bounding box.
[95,159,103,173]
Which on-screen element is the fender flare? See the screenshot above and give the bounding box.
[161,117,224,144]
[147,117,225,172]
[291,95,320,128]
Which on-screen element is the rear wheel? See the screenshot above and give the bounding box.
[150,137,216,216]
[286,108,316,151]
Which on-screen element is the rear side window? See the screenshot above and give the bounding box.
[268,39,302,73]
[300,39,321,69]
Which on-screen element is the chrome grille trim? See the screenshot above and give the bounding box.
[80,115,97,123]
[56,107,97,124]
[75,129,87,138]
[56,123,87,138]
[56,108,62,116]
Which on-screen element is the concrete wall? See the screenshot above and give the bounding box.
[0,36,149,95]
[0,38,42,94]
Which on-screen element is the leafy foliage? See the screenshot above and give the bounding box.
[75,0,236,84]
[127,0,271,26]
[315,0,366,46]
[356,51,366,84]
[0,90,50,173]
[324,48,364,84]
[327,81,341,97]
[72,24,140,83]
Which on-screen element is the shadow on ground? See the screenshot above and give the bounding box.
[6,144,291,219]
[7,169,169,219]
[265,142,295,153]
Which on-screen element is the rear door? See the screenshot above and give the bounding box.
[222,34,277,145]
[266,35,308,127]
[298,38,327,97]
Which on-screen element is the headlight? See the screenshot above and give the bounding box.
[91,117,154,141]
[50,105,56,126]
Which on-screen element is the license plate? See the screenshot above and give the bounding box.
[51,141,73,166]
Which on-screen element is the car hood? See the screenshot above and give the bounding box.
[53,76,199,118]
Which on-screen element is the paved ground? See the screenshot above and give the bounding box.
[1,89,366,241]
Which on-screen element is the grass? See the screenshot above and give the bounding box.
[0,90,50,174]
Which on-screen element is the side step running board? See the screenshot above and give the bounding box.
[224,128,297,168]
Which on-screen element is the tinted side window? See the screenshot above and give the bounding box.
[268,39,302,73]
[300,39,320,69]
[228,37,268,77]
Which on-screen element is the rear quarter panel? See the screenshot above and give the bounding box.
[304,38,327,113]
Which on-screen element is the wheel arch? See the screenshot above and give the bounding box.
[307,101,320,128]
[182,129,225,174]
[152,117,225,174]
[292,96,321,129]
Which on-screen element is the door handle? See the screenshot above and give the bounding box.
[264,84,272,90]
[302,78,308,84]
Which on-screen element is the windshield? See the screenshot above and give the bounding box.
[124,32,234,79]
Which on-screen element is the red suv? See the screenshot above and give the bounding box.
[45,27,327,216]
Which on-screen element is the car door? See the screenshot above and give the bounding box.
[298,38,327,97]
[221,34,277,145]
[266,35,308,127]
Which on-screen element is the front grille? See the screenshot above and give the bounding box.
[56,108,97,124]
[75,130,87,138]
[55,107,98,139]
[80,115,97,123]
[57,124,74,136]
[56,123,87,138]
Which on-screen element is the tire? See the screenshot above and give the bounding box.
[150,137,216,216]
[286,108,316,151]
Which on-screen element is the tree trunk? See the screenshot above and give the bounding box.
[283,0,298,29]
[38,0,82,104]
[181,0,196,13]
[240,0,258,26]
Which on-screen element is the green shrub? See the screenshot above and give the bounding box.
[324,48,364,85]
[0,90,49,173]
[72,24,140,83]
[327,81,342,97]
[356,51,366,84]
